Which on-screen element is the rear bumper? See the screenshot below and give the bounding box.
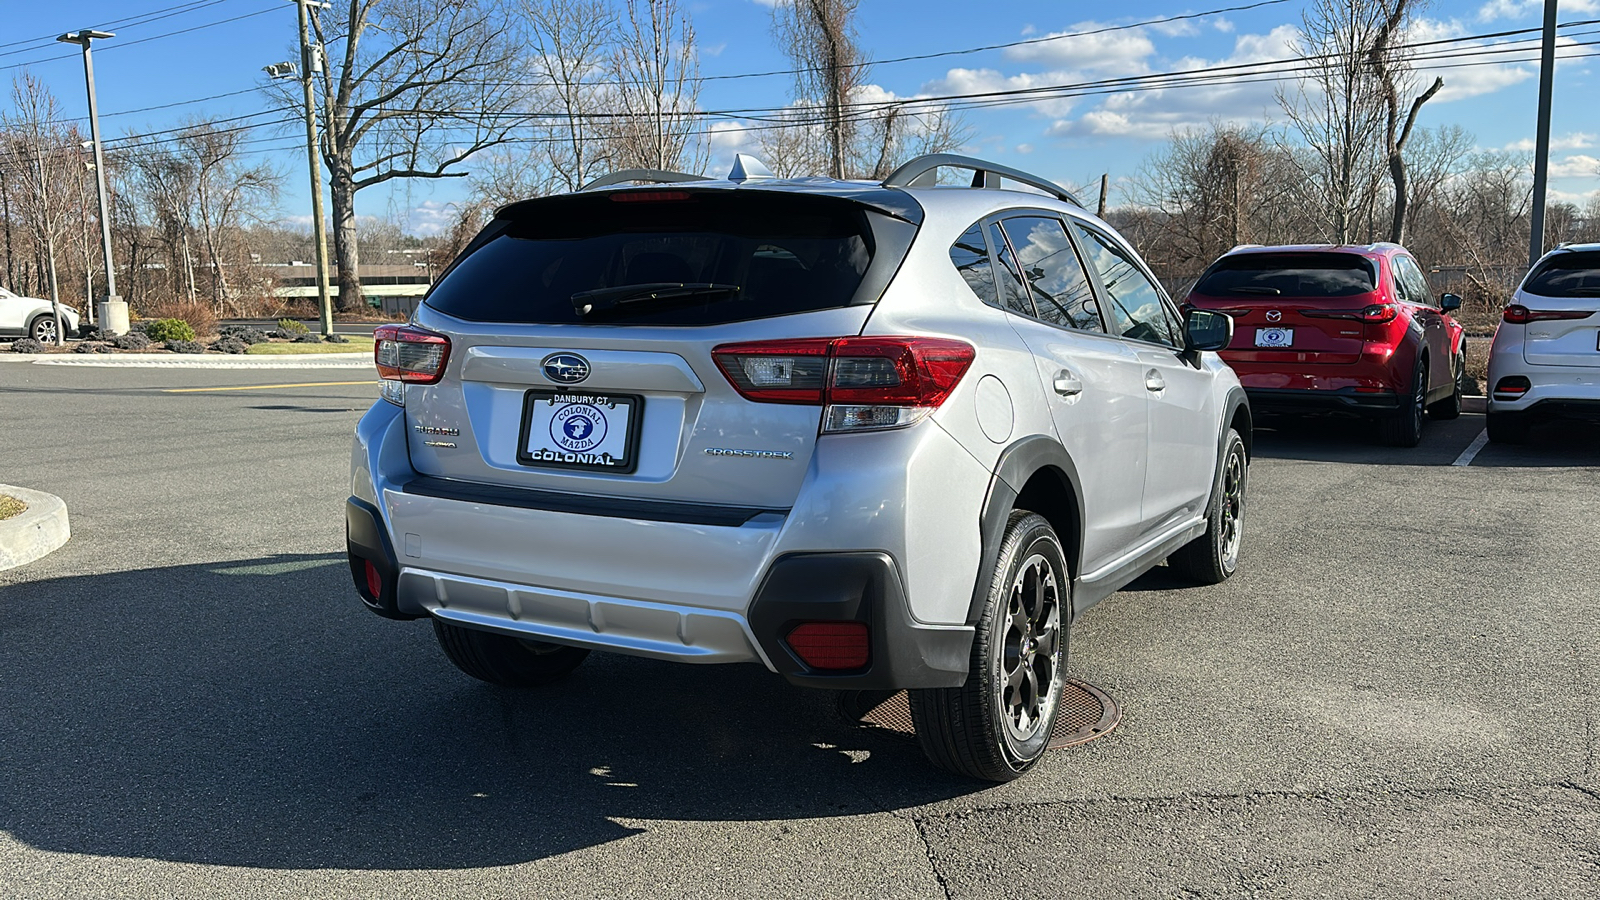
[1489,398,1600,424]
[1244,386,1402,414]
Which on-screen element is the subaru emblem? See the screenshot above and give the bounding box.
[542,353,590,384]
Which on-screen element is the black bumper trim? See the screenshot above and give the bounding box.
[747,552,974,690]
[1245,386,1401,414]
[1504,398,1600,424]
[346,497,420,620]
[402,475,784,528]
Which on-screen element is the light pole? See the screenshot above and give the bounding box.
[57,29,126,336]
[268,0,333,338]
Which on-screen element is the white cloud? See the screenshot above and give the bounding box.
[1500,132,1596,153]
[1003,22,1155,76]
[922,67,1082,118]
[1150,19,1200,38]
[1478,0,1599,22]
[406,201,457,237]
[1549,154,1600,178]
[1016,143,1034,155]
[1406,17,1537,103]
[1549,186,1600,204]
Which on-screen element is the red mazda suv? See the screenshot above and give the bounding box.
[1184,244,1465,446]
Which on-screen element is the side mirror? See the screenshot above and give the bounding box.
[1185,309,1233,352]
[1440,292,1462,313]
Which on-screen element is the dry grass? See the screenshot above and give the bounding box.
[0,495,26,521]
[137,300,219,339]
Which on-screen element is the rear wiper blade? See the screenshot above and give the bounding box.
[571,282,741,315]
[1231,286,1282,295]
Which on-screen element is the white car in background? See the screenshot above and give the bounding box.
[1486,243,1600,442]
[0,287,81,343]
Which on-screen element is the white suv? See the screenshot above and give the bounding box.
[347,154,1251,781]
[1487,244,1600,442]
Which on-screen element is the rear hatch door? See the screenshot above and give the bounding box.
[1187,251,1381,365]
[1519,251,1600,367]
[402,188,916,511]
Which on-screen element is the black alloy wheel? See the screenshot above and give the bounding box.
[1379,358,1427,447]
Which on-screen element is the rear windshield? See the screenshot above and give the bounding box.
[1193,253,1377,298]
[1523,251,1600,297]
[425,191,905,326]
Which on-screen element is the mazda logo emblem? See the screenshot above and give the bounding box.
[542,353,590,384]
[1265,310,1282,322]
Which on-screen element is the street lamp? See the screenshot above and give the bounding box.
[57,29,127,336]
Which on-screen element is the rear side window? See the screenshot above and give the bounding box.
[1392,255,1433,305]
[427,192,898,326]
[987,223,1036,317]
[999,216,1104,333]
[1523,251,1600,297]
[949,223,999,307]
[1193,253,1377,298]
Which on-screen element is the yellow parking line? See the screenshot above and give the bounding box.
[163,380,377,393]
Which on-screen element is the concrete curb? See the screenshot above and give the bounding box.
[0,485,70,572]
[30,353,372,369]
[1464,397,1487,413]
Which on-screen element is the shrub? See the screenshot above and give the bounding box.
[210,337,250,354]
[277,318,310,337]
[10,338,43,354]
[73,342,102,354]
[164,339,205,354]
[324,333,349,343]
[143,318,197,343]
[140,300,218,339]
[293,332,324,343]
[110,332,151,351]
[218,325,269,344]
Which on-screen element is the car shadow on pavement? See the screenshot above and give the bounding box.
[1468,419,1600,467]
[0,554,980,870]
[1249,412,1489,467]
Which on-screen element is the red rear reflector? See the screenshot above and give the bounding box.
[1493,376,1530,397]
[610,190,692,203]
[1504,304,1593,323]
[785,622,870,670]
[374,324,451,384]
[363,560,383,599]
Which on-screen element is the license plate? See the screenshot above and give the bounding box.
[518,390,641,473]
[1255,327,1294,348]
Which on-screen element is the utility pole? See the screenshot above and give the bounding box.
[1527,0,1559,269]
[57,30,126,336]
[270,0,334,337]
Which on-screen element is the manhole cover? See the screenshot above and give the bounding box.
[838,678,1120,750]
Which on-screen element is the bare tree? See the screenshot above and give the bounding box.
[1369,0,1443,244]
[523,0,616,192]
[1278,0,1390,243]
[606,0,705,173]
[0,74,80,343]
[771,0,866,179]
[309,0,527,311]
[175,121,281,310]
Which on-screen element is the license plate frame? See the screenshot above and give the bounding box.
[517,390,643,473]
[1254,327,1294,348]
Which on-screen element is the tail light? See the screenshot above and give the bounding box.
[1503,304,1594,324]
[1362,303,1398,323]
[374,324,451,384]
[785,622,870,670]
[712,336,975,433]
[1493,375,1531,399]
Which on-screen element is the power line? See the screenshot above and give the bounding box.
[0,1,240,59]
[0,4,284,72]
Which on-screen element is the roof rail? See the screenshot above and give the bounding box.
[580,168,711,191]
[882,153,1083,207]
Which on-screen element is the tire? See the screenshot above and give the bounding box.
[1427,353,1464,420]
[1378,357,1427,447]
[432,619,590,687]
[909,511,1068,783]
[28,314,59,344]
[1168,428,1247,585]
[1486,411,1529,444]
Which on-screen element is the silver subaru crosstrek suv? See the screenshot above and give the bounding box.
[347,153,1251,781]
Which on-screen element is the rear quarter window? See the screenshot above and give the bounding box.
[426,191,912,326]
[1194,253,1377,298]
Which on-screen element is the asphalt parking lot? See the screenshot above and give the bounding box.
[2,361,1598,899]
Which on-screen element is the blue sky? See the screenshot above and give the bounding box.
[6,0,1598,235]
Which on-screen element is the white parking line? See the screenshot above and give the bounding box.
[1452,429,1490,467]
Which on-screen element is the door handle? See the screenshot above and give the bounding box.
[1053,369,1083,397]
[1145,369,1165,392]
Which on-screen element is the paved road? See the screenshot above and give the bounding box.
[2,363,1598,899]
